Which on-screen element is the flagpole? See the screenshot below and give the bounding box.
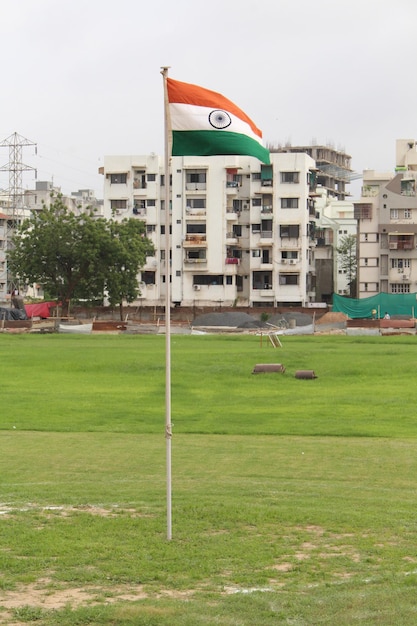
[161,66,172,540]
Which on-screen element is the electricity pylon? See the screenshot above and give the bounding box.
[0,132,37,296]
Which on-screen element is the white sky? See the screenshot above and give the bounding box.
[1,0,416,200]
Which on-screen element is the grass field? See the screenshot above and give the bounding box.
[1,333,417,625]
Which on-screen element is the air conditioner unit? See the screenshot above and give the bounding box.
[289,259,296,265]
[281,259,287,264]
[193,285,201,291]
[403,275,407,280]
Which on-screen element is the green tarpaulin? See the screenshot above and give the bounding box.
[332,293,417,319]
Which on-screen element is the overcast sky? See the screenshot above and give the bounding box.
[1,0,416,200]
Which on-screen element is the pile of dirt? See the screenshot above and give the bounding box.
[315,312,348,325]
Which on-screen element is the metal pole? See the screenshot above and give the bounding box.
[161,66,172,540]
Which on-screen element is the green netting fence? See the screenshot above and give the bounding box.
[332,292,417,319]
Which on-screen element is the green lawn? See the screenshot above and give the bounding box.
[1,334,417,624]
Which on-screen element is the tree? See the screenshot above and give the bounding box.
[7,195,154,316]
[337,234,357,298]
[105,218,154,319]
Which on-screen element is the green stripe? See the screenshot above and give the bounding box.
[172,130,270,164]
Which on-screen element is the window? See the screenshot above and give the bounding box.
[226,169,242,187]
[260,164,273,185]
[261,219,272,237]
[134,170,146,189]
[232,225,242,237]
[253,271,272,289]
[160,225,172,234]
[142,271,155,285]
[281,251,298,260]
[110,173,127,184]
[281,198,299,209]
[186,170,206,189]
[186,197,206,209]
[280,171,299,184]
[226,276,233,285]
[146,224,156,233]
[391,258,410,269]
[252,223,261,233]
[390,209,399,219]
[194,275,224,285]
[280,225,299,238]
[391,283,410,293]
[187,223,206,234]
[147,199,156,207]
[147,173,156,182]
[252,249,261,257]
[252,198,262,206]
[404,209,412,219]
[354,203,372,219]
[110,199,127,210]
[187,250,206,261]
[279,274,299,285]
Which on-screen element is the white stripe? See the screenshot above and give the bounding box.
[169,103,262,145]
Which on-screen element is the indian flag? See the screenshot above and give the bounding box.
[167,78,270,164]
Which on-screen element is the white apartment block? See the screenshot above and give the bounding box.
[355,139,417,298]
[314,189,356,300]
[101,152,318,307]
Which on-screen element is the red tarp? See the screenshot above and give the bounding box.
[25,302,56,318]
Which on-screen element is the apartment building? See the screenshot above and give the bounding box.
[0,182,102,303]
[314,189,356,302]
[101,152,318,307]
[271,144,352,201]
[23,181,103,215]
[355,139,417,298]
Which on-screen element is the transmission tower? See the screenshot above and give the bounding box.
[0,132,37,296]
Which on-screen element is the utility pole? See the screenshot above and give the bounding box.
[0,132,37,297]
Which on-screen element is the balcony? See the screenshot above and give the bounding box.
[183,234,207,247]
[226,209,240,220]
[184,256,207,263]
[260,230,273,245]
[226,232,239,244]
[226,181,240,194]
[389,236,414,250]
[186,207,206,218]
[225,257,240,265]
[184,257,207,268]
[261,206,273,214]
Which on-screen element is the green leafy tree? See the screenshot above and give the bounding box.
[337,234,357,298]
[106,218,154,320]
[7,195,154,316]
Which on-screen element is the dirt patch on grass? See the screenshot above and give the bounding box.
[0,504,153,518]
[0,582,149,625]
[0,580,195,624]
